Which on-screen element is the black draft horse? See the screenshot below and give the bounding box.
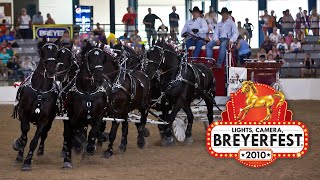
[62,42,109,169]
[12,38,60,171]
[149,40,218,146]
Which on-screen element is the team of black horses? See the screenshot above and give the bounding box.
[11,37,219,171]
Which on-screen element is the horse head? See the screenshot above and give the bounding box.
[56,43,78,82]
[241,81,257,95]
[37,37,60,78]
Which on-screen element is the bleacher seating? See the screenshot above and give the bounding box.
[304,36,319,44]
[302,44,314,52]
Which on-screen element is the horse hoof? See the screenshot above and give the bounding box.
[15,155,23,163]
[143,128,150,137]
[21,164,31,171]
[84,145,96,156]
[103,150,113,159]
[137,137,146,149]
[62,162,73,169]
[13,138,21,151]
[37,149,44,156]
[184,137,194,145]
[162,136,175,147]
[118,144,127,153]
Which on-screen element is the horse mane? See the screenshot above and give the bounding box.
[248,82,258,94]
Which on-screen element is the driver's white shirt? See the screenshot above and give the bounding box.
[181,17,208,39]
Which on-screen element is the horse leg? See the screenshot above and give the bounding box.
[137,107,148,149]
[182,105,194,145]
[103,121,120,158]
[37,121,53,156]
[60,120,68,157]
[158,99,170,140]
[13,119,30,163]
[261,106,272,122]
[203,94,214,125]
[84,118,102,156]
[62,119,73,169]
[21,123,45,171]
[97,121,108,146]
[119,117,129,153]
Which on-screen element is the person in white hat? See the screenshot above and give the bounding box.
[181,6,208,59]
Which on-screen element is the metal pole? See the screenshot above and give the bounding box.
[110,0,115,34]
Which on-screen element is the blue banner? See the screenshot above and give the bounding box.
[74,5,93,33]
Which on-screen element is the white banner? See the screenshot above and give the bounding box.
[228,67,247,96]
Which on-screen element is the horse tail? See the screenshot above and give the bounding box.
[273,91,285,108]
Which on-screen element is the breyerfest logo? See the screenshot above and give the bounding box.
[206,81,308,168]
[33,25,73,39]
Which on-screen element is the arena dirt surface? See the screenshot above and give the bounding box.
[0,101,319,180]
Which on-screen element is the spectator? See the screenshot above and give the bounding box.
[143,8,162,47]
[204,6,217,33]
[45,13,55,24]
[157,23,169,40]
[0,19,8,37]
[269,27,281,44]
[20,56,36,78]
[1,30,19,47]
[99,31,107,45]
[60,31,71,46]
[18,8,32,39]
[118,33,130,44]
[130,29,142,51]
[0,40,14,56]
[243,18,254,45]
[269,45,280,59]
[92,23,104,36]
[260,36,273,53]
[237,21,249,41]
[228,11,235,22]
[107,33,117,48]
[270,10,277,29]
[0,48,11,65]
[285,31,293,46]
[169,6,180,42]
[181,6,208,60]
[236,35,251,66]
[309,8,320,36]
[257,48,267,62]
[276,37,288,53]
[267,53,275,61]
[7,56,22,80]
[122,7,137,36]
[281,10,294,36]
[290,38,301,53]
[71,36,82,55]
[206,7,238,68]
[259,10,272,36]
[303,10,310,35]
[277,11,286,35]
[301,53,315,77]
[32,11,44,25]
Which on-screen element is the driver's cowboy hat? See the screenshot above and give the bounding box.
[189,6,203,14]
[218,7,232,15]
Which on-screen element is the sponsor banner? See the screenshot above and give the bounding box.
[74,5,93,33]
[228,67,247,96]
[206,81,309,168]
[33,24,73,39]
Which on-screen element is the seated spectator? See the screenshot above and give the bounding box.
[130,29,142,51]
[260,36,274,53]
[92,23,104,36]
[236,35,251,66]
[20,56,36,78]
[32,11,44,25]
[157,24,169,40]
[7,56,22,80]
[60,31,71,46]
[290,38,301,53]
[257,48,267,62]
[1,30,19,47]
[301,53,315,77]
[45,13,55,24]
[71,36,82,55]
[276,37,288,53]
[0,48,12,65]
[269,45,280,60]
[285,31,294,46]
[118,33,130,44]
[269,27,281,44]
[107,33,117,48]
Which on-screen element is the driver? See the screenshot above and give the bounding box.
[181,6,208,59]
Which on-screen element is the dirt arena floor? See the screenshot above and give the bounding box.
[0,101,319,180]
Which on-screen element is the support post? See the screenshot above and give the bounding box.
[258,0,267,46]
[110,0,115,34]
[211,0,218,13]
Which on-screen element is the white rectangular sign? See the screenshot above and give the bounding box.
[228,67,247,96]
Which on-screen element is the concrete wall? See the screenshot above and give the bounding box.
[39,0,73,24]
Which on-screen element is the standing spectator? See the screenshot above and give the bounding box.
[309,8,320,36]
[18,8,32,39]
[277,11,286,35]
[92,23,104,36]
[303,10,310,35]
[259,10,272,37]
[237,21,249,41]
[206,7,238,68]
[169,6,180,42]
[289,38,301,53]
[0,19,8,37]
[259,36,273,53]
[276,37,288,54]
[45,13,55,24]
[301,53,315,77]
[122,7,137,36]
[236,35,251,66]
[243,18,254,45]
[32,11,44,25]
[143,8,162,47]
[281,10,294,36]
[130,29,142,52]
[270,10,277,29]
[269,27,281,44]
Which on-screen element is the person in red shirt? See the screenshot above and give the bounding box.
[122,7,137,36]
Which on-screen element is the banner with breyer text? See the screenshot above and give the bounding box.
[228,67,247,96]
[33,24,73,39]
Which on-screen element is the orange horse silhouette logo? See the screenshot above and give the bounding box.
[237,81,285,122]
